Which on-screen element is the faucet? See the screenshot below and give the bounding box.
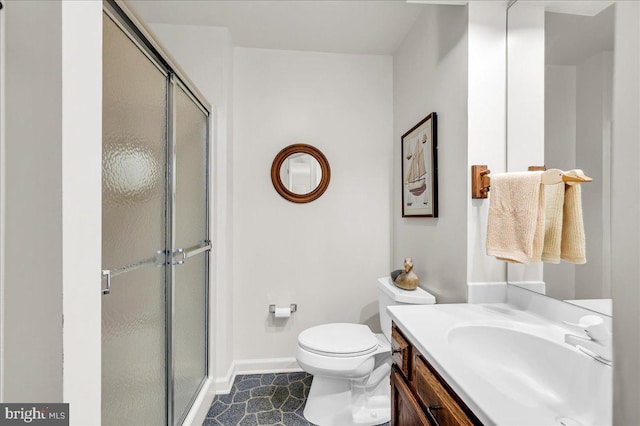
[563,315,612,366]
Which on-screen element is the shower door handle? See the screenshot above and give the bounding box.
[172,242,212,266]
[102,270,112,295]
[101,250,167,294]
[173,248,187,265]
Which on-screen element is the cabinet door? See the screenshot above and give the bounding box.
[391,367,432,426]
[412,354,477,426]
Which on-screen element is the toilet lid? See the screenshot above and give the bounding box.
[298,323,378,357]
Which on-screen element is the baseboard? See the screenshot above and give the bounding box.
[186,357,303,424]
[467,281,507,304]
[183,377,216,426]
[214,362,236,395]
[214,357,302,395]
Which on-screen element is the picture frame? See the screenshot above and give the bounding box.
[401,112,438,217]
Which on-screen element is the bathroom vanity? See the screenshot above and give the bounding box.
[390,324,481,425]
[388,302,612,426]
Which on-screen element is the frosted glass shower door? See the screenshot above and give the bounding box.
[170,83,210,424]
[102,13,167,426]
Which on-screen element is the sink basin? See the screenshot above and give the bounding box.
[387,303,612,425]
[448,324,611,425]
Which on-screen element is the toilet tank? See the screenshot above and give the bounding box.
[377,277,436,341]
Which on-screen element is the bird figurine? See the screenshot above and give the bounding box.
[391,258,420,290]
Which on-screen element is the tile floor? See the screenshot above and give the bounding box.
[203,372,314,426]
[203,372,391,426]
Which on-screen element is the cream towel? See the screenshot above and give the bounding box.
[542,183,565,263]
[561,178,586,264]
[486,171,545,263]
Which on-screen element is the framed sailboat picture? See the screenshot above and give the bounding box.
[401,112,438,217]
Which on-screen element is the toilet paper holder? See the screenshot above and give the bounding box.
[269,304,297,314]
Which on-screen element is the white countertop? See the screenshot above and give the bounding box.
[387,303,611,426]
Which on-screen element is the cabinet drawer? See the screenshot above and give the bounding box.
[391,324,410,379]
[412,353,478,426]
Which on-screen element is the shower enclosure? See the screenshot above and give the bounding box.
[101,2,210,425]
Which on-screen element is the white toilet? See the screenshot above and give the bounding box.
[296,277,436,426]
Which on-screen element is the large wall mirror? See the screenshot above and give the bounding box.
[507,1,615,316]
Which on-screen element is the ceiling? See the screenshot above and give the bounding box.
[127,0,428,55]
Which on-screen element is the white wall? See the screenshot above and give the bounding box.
[3,0,64,402]
[233,47,392,366]
[507,2,545,172]
[612,1,640,423]
[393,5,468,303]
[467,2,509,292]
[61,1,102,424]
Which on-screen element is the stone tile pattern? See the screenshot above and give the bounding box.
[203,372,391,426]
[203,372,315,426]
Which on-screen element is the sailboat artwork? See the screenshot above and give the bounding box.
[401,112,438,217]
[406,137,427,197]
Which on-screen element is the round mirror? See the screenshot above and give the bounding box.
[271,144,331,203]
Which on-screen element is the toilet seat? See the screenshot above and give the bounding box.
[298,323,379,358]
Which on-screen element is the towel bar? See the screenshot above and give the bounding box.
[471,165,592,199]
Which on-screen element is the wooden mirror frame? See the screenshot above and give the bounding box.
[271,144,331,203]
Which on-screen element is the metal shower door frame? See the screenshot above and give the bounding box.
[103,2,211,425]
[167,75,212,426]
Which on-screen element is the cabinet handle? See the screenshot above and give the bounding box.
[392,348,402,354]
[426,407,440,426]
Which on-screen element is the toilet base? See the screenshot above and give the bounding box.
[303,375,390,426]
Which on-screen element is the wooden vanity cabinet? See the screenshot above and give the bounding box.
[390,323,482,426]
